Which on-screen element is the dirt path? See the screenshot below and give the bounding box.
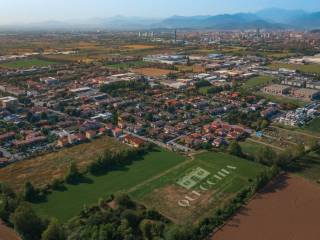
[247,138,284,151]
[213,174,320,240]
[0,221,20,240]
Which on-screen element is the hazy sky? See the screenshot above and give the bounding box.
[1,0,320,24]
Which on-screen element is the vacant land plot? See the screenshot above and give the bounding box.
[243,75,275,88]
[132,67,177,77]
[32,148,186,222]
[131,152,264,225]
[267,126,320,148]
[176,64,205,73]
[269,62,320,74]
[213,174,320,240]
[122,44,157,50]
[0,58,60,69]
[255,91,307,106]
[0,137,129,191]
[106,60,149,70]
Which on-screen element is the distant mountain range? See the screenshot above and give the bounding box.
[1,8,320,31]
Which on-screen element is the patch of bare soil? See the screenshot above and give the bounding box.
[213,174,320,240]
[0,221,20,240]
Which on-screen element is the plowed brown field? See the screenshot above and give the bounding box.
[0,221,20,240]
[213,174,320,240]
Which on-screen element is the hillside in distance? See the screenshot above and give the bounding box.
[1,8,320,31]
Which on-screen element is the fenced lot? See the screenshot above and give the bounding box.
[131,152,264,225]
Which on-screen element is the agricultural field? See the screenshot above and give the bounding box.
[32,148,187,222]
[242,75,275,88]
[0,58,60,69]
[268,62,320,74]
[131,151,265,225]
[105,60,150,70]
[0,136,129,191]
[213,174,320,240]
[0,221,20,240]
[176,64,205,73]
[132,67,178,77]
[122,44,157,50]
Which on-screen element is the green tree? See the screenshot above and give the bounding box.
[10,203,46,240]
[228,141,243,157]
[41,219,65,240]
[140,220,153,240]
[255,147,277,165]
[23,182,38,202]
[65,162,80,184]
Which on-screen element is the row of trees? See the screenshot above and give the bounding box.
[65,194,168,240]
[88,144,152,175]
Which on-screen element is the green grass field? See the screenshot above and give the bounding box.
[243,75,275,88]
[255,92,307,107]
[268,63,320,74]
[0,58,60,69]
[32,148,187,222]
[240,140,266,156]
[303,118,320,132]
[131,151,265,224]
[289,151,320,183]
[240,139,283,157]
[198,86,212,94]
[105,60,149,70]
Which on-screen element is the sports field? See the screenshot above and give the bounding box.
[32,148,187,222]
[0,58,60,69]
[131,151,265,224]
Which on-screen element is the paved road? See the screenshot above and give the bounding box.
[123,130,193,152]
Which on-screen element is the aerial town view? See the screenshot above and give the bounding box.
[1,0,320,240]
